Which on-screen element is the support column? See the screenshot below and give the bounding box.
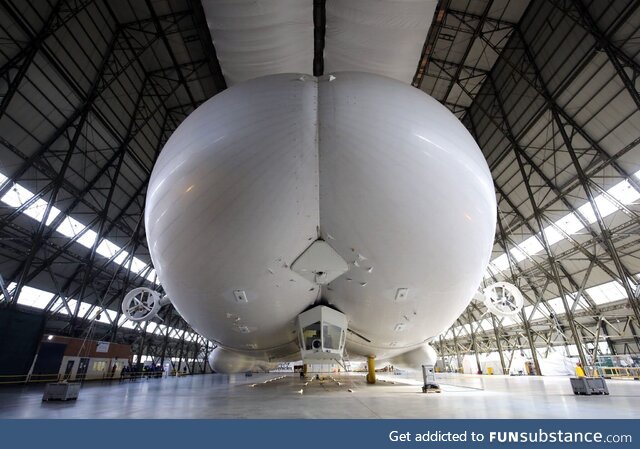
[491,314,508,375]
[366,356,376,384]
[438,335,446,372]
[452,327,463,373]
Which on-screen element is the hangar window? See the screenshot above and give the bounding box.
[93,361,106,372]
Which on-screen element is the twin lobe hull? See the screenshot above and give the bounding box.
[145,73,496,371]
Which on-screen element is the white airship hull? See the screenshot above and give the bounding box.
[145,72,496,371]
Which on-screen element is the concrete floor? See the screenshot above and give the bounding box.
[0,372,638,419]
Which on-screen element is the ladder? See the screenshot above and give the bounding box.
[341,351,352,372]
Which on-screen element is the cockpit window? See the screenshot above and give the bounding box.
[323,323,342,350]
[303,321,321,350]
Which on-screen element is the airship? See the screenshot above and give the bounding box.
[123,71,496,380]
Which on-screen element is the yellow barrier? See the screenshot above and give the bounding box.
[589,366,640,380]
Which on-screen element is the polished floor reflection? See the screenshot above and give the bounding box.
[0,372,638,419]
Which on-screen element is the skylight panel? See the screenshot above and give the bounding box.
[96,240,129,265]
[7,281,203,342]
[23,198,61,225]
[492,254,510,271]
[509,246,527,262]
[565,292,586,311]
[577,195,617,223]
[94,309,112,324]
[585,280,627,305]
[114,252,129,265]
[131,257,147,273]
[545,297,565,314]
[58,220,98,248]
[56,216,84,238]
[50,298,71,315]
[146,268,158,283]
[64,299,91,318]
[0,282,16,302]
[554,212,583,234]
[121,320,137,329]
[480,320,493,331]
[608,180,640,205]
[1,182,35,207]
[1,170,160,286]
[16,285,55,309]
[523,305,545,321]
[543,225,563,245]
[1,183,61,225]
[518,236,544,256]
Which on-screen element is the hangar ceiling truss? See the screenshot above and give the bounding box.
[0,0,639,371]
[420,0,640,368]
[0,0,223,357]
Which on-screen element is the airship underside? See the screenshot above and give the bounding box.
[144,72,496,373]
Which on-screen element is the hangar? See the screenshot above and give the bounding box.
[0,0,639,418]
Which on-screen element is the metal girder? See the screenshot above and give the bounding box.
[187,0,226,92]
[489,313,507,372]
[495,201,543,374]
[486,72,590,366]
[440,1,494,103]
[43,122,168,325]
[3,74,164,301]
[0,0,221,346]
[0,26,160,201]
[8,28,122,307]
[0,0,63,118]
[441,50,638,324]
[412,0,450,88]
[1,32,195,313]
[563,0,640,110]
[513,27,640,325]
[142,0,196,109]
[69,79,149,332]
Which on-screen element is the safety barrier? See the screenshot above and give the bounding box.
[587,365,640,380]
[0,370,180,385]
